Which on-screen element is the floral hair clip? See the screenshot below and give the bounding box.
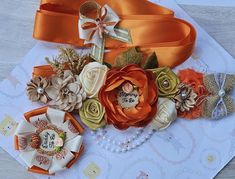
[26,47,235,132]
[22,47,235,174]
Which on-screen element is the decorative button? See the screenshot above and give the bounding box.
[37,87,44,94]
[218,89,225,98]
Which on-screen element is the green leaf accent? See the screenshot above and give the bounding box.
[54,146,62,152]
[59,132,66,140]
[115,48,143,68]
[143,52,158,69]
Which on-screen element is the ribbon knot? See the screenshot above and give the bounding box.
[79,1,132,63]
[203,73,235,119]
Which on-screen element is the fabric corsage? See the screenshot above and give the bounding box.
[98,64,158,130]
[46,70,87,112]
[177,69,208,119]
[26,76,51,103]
[14,107,84,175]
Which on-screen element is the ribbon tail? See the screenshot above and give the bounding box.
[90,37,105,63]
[108,27,132,44]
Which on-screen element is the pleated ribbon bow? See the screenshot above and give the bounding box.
[203,73,235,119]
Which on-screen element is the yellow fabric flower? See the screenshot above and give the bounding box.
[79,98,106,130]
[150,67,180,98]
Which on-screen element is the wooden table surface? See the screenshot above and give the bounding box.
[0,1,235,178]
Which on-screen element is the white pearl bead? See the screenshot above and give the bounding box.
[145,136,150,140]
[36,87,44,94]
[218,89,225,97]
[122,148,127,152]
[102,136,106,140]
[123,139,128,144]
[181,93,187,99]
[128,138,132,142]
[132,136,136,140]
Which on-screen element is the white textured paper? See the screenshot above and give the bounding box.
[0,0,235,179]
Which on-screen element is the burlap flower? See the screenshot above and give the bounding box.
[174,83,197,112]
[150,67,180,98]
[26,76,50,103]
[46,70,86,112]
[79,98,106,130]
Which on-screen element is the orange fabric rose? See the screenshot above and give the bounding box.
[178,69,209,119]
[98,64,158,130]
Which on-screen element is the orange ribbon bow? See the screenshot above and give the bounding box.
[33,0,196,68]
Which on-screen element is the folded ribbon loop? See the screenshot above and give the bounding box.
[79,1,132,62]
[14,107,84,175]
[203,73,235,119]
[33,0,196,67]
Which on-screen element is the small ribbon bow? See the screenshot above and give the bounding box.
[78,1,132,63]
[203,73,235,119]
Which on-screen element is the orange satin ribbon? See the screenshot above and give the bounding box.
[33,0,196,68]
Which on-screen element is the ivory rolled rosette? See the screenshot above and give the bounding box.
[151,98,177,130]
[79,62,108,98]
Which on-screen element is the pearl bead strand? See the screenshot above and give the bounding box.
[90,127,155,153]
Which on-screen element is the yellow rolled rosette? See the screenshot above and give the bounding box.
[150,67,180,98]
[79,98,106,130]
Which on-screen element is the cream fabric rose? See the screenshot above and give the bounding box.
[151,98,177,130]
[79,62,108,98]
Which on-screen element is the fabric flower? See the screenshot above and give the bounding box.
[14,107,83,174]
[149,67,180,98]
[174,83,197,112]
[151,98,177,130]
[98,64,158,130]
[26,76,50,103]
[79,98,106,130]
[46,70,86,112]
[79,62,108,98]
[178,69,209,119]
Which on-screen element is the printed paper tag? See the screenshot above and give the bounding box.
[39,129,59,152]
[0,115,18,136]
[117,90,139,108]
